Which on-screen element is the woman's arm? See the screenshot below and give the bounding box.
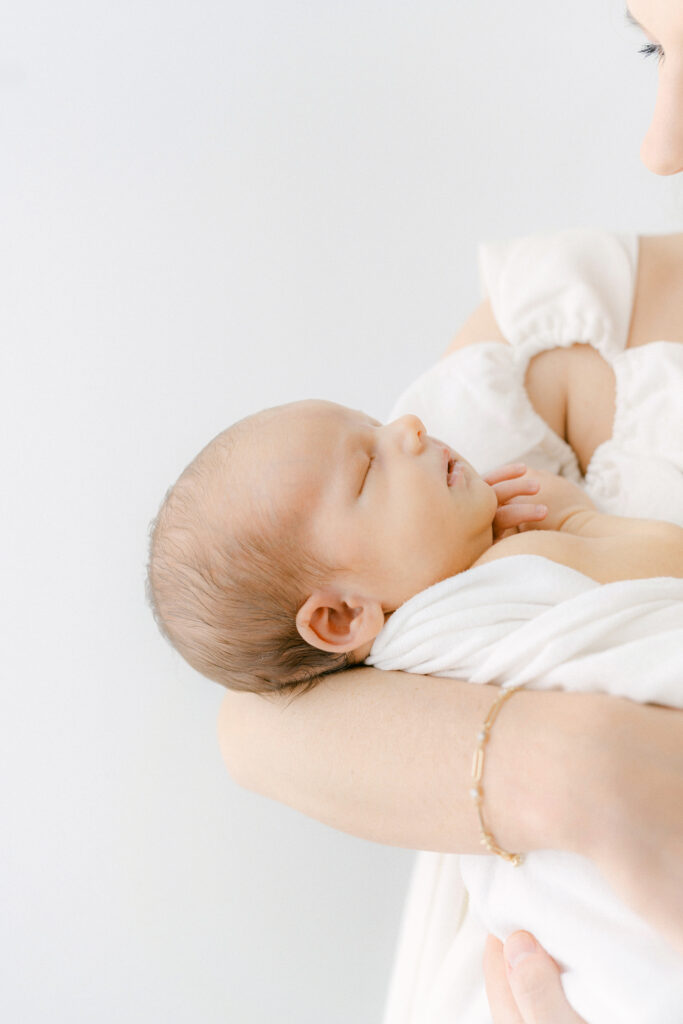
[218,667,683,951]
[215,668,675,860]
[220,668,575,854]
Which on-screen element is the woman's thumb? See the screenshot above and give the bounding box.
[504,932,586,1023]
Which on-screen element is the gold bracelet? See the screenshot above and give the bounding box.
[470,684,525,867]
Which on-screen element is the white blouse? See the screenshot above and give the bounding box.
[389,228,683,524]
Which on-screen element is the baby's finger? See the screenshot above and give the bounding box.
[483,463,528,486]
[493,503,547,531]
[492,478,541,504]
[484,935,525,1024]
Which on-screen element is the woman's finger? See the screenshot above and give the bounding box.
[483,934,525,1024]
[503,932,587,1024]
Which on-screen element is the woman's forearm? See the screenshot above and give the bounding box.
[219,667,683,949]
[218,666,610,857]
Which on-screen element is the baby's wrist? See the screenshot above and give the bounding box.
[556,506,599,534]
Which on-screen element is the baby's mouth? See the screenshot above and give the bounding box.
[436,438,462,487]
[446,453,461,487]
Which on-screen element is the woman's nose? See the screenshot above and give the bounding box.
[640,65,683,175]
[387,414,426,454]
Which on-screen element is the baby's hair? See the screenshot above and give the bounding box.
[146,412,351,695]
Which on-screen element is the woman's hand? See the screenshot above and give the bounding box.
[483,463,547,539]
[484,932,586,1024]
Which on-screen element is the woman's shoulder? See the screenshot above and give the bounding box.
[445,232,683,358]
[441,299,509,355]
[478,228,638,361]
[440,231,683,467]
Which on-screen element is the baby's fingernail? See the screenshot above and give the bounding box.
[505,931,539,969]
[536,505,547,515]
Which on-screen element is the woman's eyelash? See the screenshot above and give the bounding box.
[638,41,665,64]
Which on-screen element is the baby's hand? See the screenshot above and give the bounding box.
[505,467,596,533]
[484,463,547,540]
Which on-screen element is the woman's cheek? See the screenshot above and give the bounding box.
[640,64,683,175]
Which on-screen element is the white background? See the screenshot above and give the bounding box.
[2,2,681,1022]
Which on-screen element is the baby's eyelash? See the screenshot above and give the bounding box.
[358,455,373,494]
[638,41,665,64]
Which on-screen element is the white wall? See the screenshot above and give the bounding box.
[2,2,680,1022]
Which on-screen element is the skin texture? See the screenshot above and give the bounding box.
[628,1,683,174]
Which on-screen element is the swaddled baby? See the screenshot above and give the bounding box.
[146,398,683,694]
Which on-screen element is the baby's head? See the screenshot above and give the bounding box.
[147,400,497,693]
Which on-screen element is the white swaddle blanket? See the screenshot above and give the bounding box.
[368,559,683,1023]
[369,556,683,703]
[375,228,683,1024]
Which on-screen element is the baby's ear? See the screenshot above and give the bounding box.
[296,590,385,653]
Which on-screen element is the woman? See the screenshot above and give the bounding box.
[486,2,683,1014]
[630,0,683,175]
[219,4,683,1019]
[482,2,683,1016]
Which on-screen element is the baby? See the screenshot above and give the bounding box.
[147,398,683,692]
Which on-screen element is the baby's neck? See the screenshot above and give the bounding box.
[356,528,497,663]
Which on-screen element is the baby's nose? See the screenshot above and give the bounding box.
[389,414,426,454]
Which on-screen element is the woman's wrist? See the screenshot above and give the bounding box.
[481,688,612,859]
[475,688,683,952]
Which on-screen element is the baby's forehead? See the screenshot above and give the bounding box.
[224,399,367,505]
[207,402,325,500]
[240,399,367,451]
[187,400,378,540]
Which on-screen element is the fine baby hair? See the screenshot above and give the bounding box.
[146,405,354,695]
